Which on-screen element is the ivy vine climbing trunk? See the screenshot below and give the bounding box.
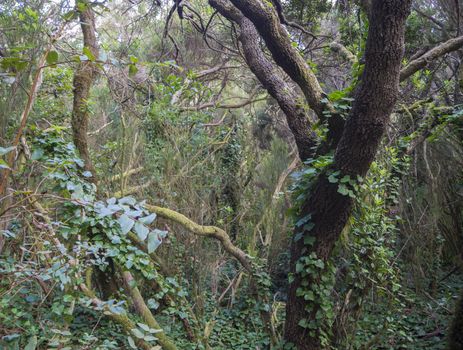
[71,0,120,299]
[72,0,98,183]
[283,1,412,349]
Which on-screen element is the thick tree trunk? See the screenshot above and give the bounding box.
[283,1,412,349]
[447,289,463,350]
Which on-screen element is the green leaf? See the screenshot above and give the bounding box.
[129,64,138,76]
[147,298,160,310]
[147,231,161,253]
[131,328,145,339]
[0,159,11,169]
[295,214,311,228]
[31,148,44,160]
[24,335,37,350]
[153,228,168,239]
[304,235,315,246]
[134,222,149,241]
[314,260,325,269]
[139,213,156,225]
[0,146,15,156]
[119,196,136,206]
[127,336,136,349]
[118,214,135,235]
[144,335,158,342]
[337,184,349,196]
[298,318,309,328]
[83,46,96,61]
[137,323,151,332]
[46,50,59,65]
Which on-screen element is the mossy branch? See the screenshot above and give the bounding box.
[145,204,253,272]
[121,271,178,350]
[79,284,154,350]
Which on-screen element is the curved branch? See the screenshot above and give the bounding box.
[145,204,253,272]
[80,284,154,350]
[121,271,178,350]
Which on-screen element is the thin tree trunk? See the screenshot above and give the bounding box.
[72,0,99,182]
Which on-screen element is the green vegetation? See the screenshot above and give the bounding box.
[0,1,462,349]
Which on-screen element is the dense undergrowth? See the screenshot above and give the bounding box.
[1,0,463,349]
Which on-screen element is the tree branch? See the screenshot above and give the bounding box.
[145,204,253,272]
[209,0,318,160]
[400,35,463,81]
[225,0,328,119]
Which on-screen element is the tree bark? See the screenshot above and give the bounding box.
[208,0,317,160]
[400,35,463,81]
[72,0,99,183]
[226,0,327,119]
[447,289,463,350]
[284,1,412,349]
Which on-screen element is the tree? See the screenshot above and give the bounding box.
[193,0,461,348]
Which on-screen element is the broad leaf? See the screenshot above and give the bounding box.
[118,214,134,234]
[134,222,149,241]
[0,146,15,156]
[147,231,161,253]
[139,213,156,225]
[46,50,59,65]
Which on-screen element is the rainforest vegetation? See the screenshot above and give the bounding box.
[1,0,463,349]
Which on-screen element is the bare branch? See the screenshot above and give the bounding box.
[400,35,463,81]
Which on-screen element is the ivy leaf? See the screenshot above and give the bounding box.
[337,184,349,196]
[24,335,38,350]
[83,46,96,61]
[137,323,151,332]
[147,298,159,310]
[134,222,149,241]
[131,328,144,339]
[139,213,156,225]
[127,336,136,349]
[295,214,311,228]
[97,206,115,218]
[144,335,158,342]
[46,50,59,65]
[304,235,315,246]
[119,196,136,206]
[314,260,325,269]
[304,291,315,301]
[153,228,168,239]
[147,231,161,253]
[328,174,338,183]
[31,148,44,160]
[0,146,15,156]
[118,214,134,235]
[0,159,11,169]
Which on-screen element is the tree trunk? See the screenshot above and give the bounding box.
[72,0,99,183]
[283,1,412,349]
[447,289,463,350]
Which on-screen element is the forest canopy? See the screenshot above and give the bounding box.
[0,0,463,349]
